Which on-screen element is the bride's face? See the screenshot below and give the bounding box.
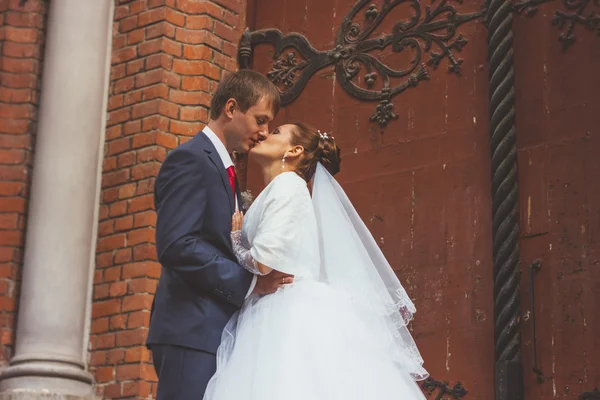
[249,124,295,162]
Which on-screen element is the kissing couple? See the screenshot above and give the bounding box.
[147,70,428,399]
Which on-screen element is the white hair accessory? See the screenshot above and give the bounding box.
[317,130,334,140]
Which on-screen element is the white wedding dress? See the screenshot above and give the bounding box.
[204,168,428,400]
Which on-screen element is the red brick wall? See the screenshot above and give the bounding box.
[91,1,246,398]
[0,0,47,368]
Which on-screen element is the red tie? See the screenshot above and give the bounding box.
[226,166,236,198]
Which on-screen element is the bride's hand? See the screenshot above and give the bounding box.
[232,210,244,231]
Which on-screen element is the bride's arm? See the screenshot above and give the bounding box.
[231,211,273,276]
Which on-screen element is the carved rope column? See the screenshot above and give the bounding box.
[0,1,114,398]
[485,1,524,399]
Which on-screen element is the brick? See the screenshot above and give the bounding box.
[96,252,113,269]
[89,350,107,366]
[94,284,110,300]
[183,45,212,60]
[133,243,157,261]
[0,104,35,119]
[124,89,143,106]
[132,163,160,181]
[137,146,166,163]
[122,293,154,312]
[91,317,109,334]
[95,332,116,350]
[146,21,176,39]
[98,220,115,237]
[0,149,26,164]
[102,157,117,173]
[97,234,126,252]
[142,83,169,101]
[0,72,37,89]
[129,0,148,15]
[123,381,152,397]
[114,5,130,20]
[141,115,169,132]
[102,169,131,188]
[127,310,151,329]
[5,10,43,28]
[166,8,186,26]
[110,64,127,81]
[126,59,144,76]
[92,299,121,318]
[0,119,30,135]
[138,8,166,27]
[107,137,131,156]
[181,76,210,91]
[109,315,127,331]
[212,0,243,14]
[113,76,135,94]
[2,42,38,58]
[214,21,237,43]
[107,95,124,111]
[138,38,162,56]
[103,383,121,399]
[4,27,38,43]
[176,1,222,18]
[222,10,240,28]
[158,100,179,118]
[170,120,202,136]
[109,200,128,217]
[109,281,128,298]
[179,106,208,122]
[114,247,132,263]
[162,70,181,88]
[95,367,114,383]
[127,28,145,45]
[0,231,23,247]
[136,178,155,195]
[119,15,138,33]
[186,15,212,30]
[112,33,127,50]
[127,227,155,246]
[107,348,125,363]
[175,28,223,49]
[0,182,22,197]
[0,214,19,230]
[214,52,236,72]
[116,364,142,381]
[161,38,182,57]
[123,120,142,136]
[118,183,137,200]
[135,69,163,89]
[169,90,211,106]
[128,277,157,294]
[112,47,137,64]
[116,329,147,346]
[1,58,37,74]
[117,151,136,168]
[132,131,158,149]
[131,99,160,119]
[223,41,237,58]
[122,261,161,279]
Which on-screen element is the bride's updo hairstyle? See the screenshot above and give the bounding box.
[289,122,341,182]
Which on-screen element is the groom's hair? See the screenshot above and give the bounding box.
[210,70,280,120]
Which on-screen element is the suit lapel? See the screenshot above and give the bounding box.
[198,133,235,213]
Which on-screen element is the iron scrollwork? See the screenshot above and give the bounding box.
[580,388,600,400]
[421,377,468,399]
[238,0,484,128]
[513,0,600,51]
[238,0,599,128]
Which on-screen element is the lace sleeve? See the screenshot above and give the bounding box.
[231,230,266,276]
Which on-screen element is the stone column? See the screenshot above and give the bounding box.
[0,1,114,398]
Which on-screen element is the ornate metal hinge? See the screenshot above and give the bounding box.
[238,0,484,128]
[580,388,600,399]
[421,376,468,399]
[238,0,599,129]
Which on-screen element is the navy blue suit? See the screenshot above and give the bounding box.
[147,131,253,399]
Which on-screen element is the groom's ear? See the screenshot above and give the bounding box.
[225,98,237,119]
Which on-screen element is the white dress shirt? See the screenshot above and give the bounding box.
[202,126,257,298]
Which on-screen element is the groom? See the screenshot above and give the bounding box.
[147,70,293,399]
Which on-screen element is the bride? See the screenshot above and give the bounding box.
[203,122,428,400]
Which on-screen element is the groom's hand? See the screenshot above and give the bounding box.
[253,270,294,295]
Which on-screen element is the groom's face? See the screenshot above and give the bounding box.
[229,95,275,153]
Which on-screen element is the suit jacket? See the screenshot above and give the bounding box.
[147,131,253,353]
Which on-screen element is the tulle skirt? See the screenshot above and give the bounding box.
[203,280,427,400]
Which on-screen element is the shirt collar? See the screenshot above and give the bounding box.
[202,126,234,169]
